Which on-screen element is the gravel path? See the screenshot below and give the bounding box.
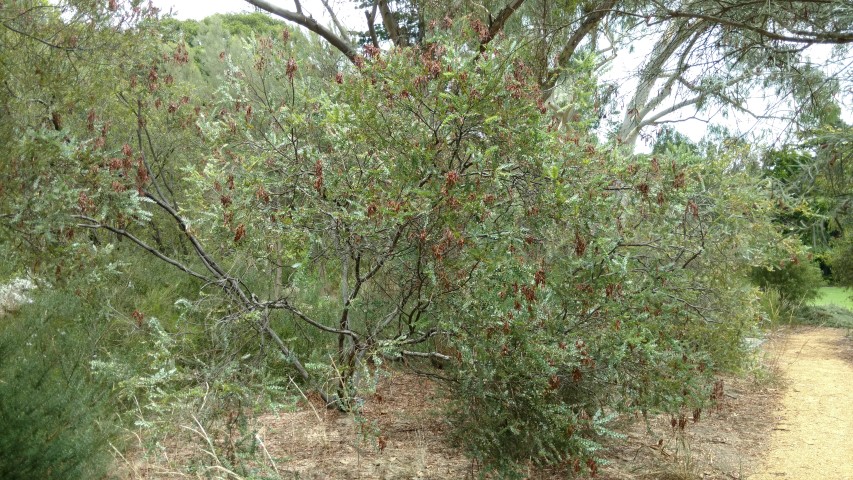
[748,327,853,480]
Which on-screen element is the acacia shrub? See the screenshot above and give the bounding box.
[440,138,781,474]
[0,6,789,475]
[155,23,783,474]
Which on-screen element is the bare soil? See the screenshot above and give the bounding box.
[120,327,853,479]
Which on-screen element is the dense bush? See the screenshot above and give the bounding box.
[0,286,117,480]
[0,4,799,477]
[830,233,853,289]
[751,256,824,305]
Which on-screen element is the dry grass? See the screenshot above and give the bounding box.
[118,345,797,480]
[117,370,474,479]
[598,372,783,480]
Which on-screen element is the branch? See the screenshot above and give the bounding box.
[540,0,617,99]
[135,99,171,208]
[365,3,380,48]
[377,0,405,47]
[254,313,339,406]
[319,0,351,45]
[638,94,704,128]
[635,28,704,121]
[138,190,228,279]
[663,10,853,45]
[400,350,450,361]
[482,0,526,46]
[245,0,358,63]
[1,22,79,51]
[268,299,362,341]
[74,216,211,282]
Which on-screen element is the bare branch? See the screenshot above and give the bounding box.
[74,216,211,283]
[320,0,351,45]
[616,19,708,146]
[638,94,705,128]
[265,297,362,341]
[365,3,380,48]
[663,10,853,45]
[1,22,80,51]
[482,0,526,46]
[401,350,450,361]
[245,0,358,63]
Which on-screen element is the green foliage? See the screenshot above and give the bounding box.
[796,305,853,329]
[831,233,853,288]
[0,3,814,477]
[444,138,776,474]
[757,287,798,328]
[751,256,824,305]
[0,284,117,480]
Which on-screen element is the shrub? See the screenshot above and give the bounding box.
[797,305,853,328]
[0,285,117,480]
[830,233,853,290]
[751,256,824,305]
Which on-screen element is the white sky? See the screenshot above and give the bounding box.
[153,0,355,22]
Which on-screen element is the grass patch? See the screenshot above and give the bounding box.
[810,287,853,310]
[796,287,853,329]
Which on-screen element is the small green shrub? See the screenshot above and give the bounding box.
[757,287,800,327]
[751,257,824,305]
[0,287,118,480]
[830,233,853,289]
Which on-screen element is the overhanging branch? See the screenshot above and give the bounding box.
[483,0,527,46]
[245,0,358,63]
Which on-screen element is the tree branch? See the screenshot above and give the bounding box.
[245,0,358,63]
[74,216,211,282]
[365,3,380,48]
[638,94,705,128]
[377,0,405,47]
[482,0,527,46]
[1,22,79,51]
[540,0,617,99]
[663,10,853,45]
[320,0,351,45]
[268,298,362,341]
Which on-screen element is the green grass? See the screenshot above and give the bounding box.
[810,287,853,310]
[800,287,853,328]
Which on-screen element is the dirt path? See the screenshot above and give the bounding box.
[748,327,853,480]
